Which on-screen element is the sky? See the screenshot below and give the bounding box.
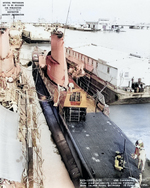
[1,0,150,24]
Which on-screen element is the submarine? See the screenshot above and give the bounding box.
[32,30,147,188]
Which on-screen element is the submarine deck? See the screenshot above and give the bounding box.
[67,111,140,179]
[32,62,150,187]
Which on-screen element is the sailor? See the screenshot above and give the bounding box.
[114,151,125,171]
[131,140,146,172]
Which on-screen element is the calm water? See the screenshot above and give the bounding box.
[64,28,150,58]
[109,103,150,159]
[20,28,150,159]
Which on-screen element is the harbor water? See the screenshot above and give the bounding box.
[109,103,150,160]
[63,28,150,59]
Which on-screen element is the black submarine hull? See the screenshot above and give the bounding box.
[32,62,141,187]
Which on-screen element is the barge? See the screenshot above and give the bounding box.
[32,30,150,187]
[65,45,150,105]
[22,25,50,43]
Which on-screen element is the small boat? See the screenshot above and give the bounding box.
[32,29,150,187]
[22,24,50,43]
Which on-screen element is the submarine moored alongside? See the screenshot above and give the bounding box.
[32,30,149,187]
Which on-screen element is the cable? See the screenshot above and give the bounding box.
[16,65,53,103]
[16,89,52,103]
[64,0,72,38]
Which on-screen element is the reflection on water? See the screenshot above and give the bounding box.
[109,104,150,159]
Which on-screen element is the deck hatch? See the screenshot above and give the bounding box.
[70,92,81,105]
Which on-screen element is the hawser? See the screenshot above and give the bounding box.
[32,29,150,188]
